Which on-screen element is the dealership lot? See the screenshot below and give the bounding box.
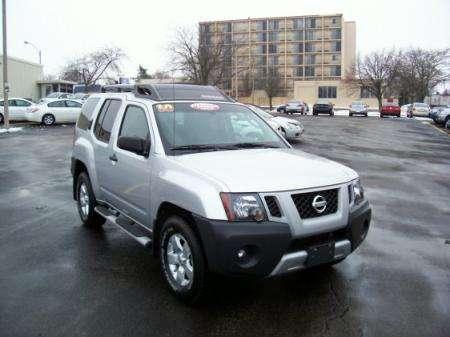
[0,117,449,337]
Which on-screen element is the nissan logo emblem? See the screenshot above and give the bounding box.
[312,195,327,213]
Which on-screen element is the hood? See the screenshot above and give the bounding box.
[169,148,357,192]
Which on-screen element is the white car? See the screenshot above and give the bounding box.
[407,102,430,117]
[248,104,304,141]
[26,99,83,125]
[0,98,36,123]
[39,92,74,104]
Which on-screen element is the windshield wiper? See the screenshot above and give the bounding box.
[230,142,282,149]
[170,144,219,151]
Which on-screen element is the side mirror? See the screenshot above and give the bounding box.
[118,136,149,156]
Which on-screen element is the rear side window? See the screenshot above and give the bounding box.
[93,99,121,143]
[48,100,65,108]
[76,97,100,130]
[14,100,31,107]
[66,100,82,108]
[118,105,150,141]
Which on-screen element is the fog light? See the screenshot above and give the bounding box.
[237,249,246,259]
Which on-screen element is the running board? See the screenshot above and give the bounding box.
[94,205,152,247]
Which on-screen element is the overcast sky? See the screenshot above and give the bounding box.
[4,0,450,78]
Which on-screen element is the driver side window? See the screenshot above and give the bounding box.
[117,105,150,151]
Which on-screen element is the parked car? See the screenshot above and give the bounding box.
[313,99,334,116]
[429,105,447,121]
[407,102,430,118]
[71,83,371,303]
[349,101,368,117]
[39,92,74,104]
[285,100,306,115]
[434,107,450,127]
[25,99,82,125]
[276,104,286,113]
[247,104,304,141]
[0,98,35,123]
[73,93,90,101]
[380,102,401,118]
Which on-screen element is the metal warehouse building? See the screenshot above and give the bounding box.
[0,55,43,101]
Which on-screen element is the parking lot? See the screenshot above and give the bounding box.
[0,116,449,337]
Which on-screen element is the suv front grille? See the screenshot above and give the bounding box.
[265,196,282,217]
[291,188,338,219]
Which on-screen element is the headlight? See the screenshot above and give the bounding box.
[220,193,266,222]
[348,179,365,205]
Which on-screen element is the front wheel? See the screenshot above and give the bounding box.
[76,172,105,227]
[42,114,55,126]
[160,216,206,303]
[0,113,4,124]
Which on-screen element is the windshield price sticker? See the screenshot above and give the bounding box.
[190,103,220,111]
[155,104,174,113]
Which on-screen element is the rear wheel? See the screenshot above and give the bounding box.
[76,172,105,227]
[0,113,3,124]
[42,114,55,126]
[160,215,206,304]
[349,112,353,117]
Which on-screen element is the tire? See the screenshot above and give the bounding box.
[160,215,206,303]
[76,172,105,227]
[445,117,450,129]
[0,113,3,124]
[313,111,318,116]
[349,113,353,117]
[42,113,55,126]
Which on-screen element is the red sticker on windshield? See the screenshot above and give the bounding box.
[190,103,220,111]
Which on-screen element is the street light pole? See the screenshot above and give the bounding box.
[2,0,9,129]
[24,40,41,64]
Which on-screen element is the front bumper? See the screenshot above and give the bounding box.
[285,126,304,139]
[194,200,371,277]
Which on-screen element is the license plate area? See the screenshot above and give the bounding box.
[305,242,335,267]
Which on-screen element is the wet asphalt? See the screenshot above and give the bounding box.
[0,117,449,337]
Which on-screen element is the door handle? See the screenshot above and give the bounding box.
[109,153,118,162]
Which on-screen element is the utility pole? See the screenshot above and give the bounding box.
[2,0,9,129]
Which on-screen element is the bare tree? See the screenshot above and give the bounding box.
[60,47,125,91]
[396,48,449,104]
[256,67,283,110]
[169,26,232,86]
[344,49,401,111]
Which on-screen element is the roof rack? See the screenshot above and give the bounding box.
[101,83,234,102]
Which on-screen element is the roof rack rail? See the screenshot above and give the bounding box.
[102,83,234,102]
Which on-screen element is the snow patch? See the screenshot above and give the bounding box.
[0,127,24,134]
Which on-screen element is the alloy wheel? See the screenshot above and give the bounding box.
[165,233,194,289]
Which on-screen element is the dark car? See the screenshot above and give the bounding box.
[277,104,286,113]
[313,99,334,116]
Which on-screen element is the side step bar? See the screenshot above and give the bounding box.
[94,205,152,247]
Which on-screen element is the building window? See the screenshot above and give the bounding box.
[332,41,341,52]
[305,66,315,77]
[305,42,314,52]
[360,86,376,98]
[257,32,267,42]
[318,86,337,98]
[268,31,279,42]
[268,44,277,54]
[294,55,303,65]
[331,29,341,39]
[330,65,341,76]
[305,30,315,40]
[293,18,304,29]
[306,17,316,29]
[268,56,278,66]
[332,54,337,61]
[297,43,304,53]
[295,67,303,77]
[269,20,279,30]
[306,54,315,64]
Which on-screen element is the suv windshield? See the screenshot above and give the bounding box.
[154,102,287,155]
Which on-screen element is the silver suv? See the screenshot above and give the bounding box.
[71,84,371,302]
